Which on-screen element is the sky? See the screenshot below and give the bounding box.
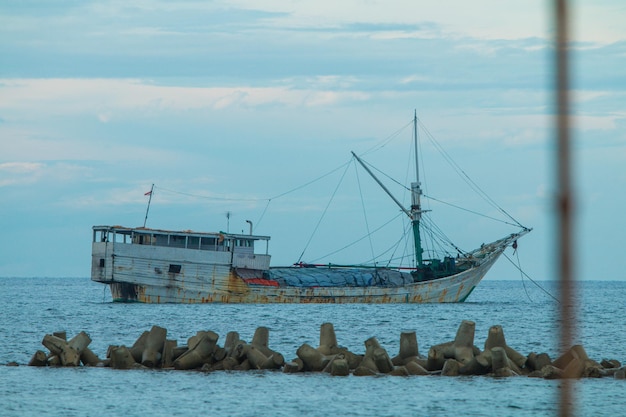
[1,0,625,282]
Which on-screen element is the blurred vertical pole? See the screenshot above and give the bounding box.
[554,0,575,416]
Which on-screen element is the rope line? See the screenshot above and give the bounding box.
[268,160,351,200]
[423,194,523,228]
[154,185,265,202]
[360,120,413,157]
[255,199,272,230]
[145,115,530,271]
[516,248,532,302]
[309,212,405,263]
[417,118,525,229]
[502,252,559,303]
[296,159,353,264]
[354,161,376,261]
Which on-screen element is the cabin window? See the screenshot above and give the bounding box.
[133,234,154,245]
[200,237,217,250]
[234,239,253,249]
[99,258,105,267]
[188,237,200,249]
[154,234,169,247]
[169,235,186,248]
[168,264,181,273]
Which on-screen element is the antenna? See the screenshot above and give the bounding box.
[226,211,231,232]
[143,184,154,227]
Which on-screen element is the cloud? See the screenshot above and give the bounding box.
[0,161,44,186]
[0,78,376,116]
[0,161,43,173]
[0,161,92,187]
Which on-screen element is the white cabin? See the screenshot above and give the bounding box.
[91,226,272,285]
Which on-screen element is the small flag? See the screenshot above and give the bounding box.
[144,190,152,196]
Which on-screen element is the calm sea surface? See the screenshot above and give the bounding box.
[1,278,624,417]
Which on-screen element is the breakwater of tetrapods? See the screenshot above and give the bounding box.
[13,320,625,379]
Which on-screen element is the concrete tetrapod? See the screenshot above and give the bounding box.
[296,343,331,372]
[80,347,101,366]
[129,331,149,363]
[441,359,462,376]
[484,325,527,369]
[355,337,382,375]
[28,350,48,367]
[526,352,552,373]
[141,325,167,368]
[173,331,218,370]
[224,331,240,356]
[316,322,362,369]
[390,331,429,375]
[318,322,338,355]
[23,321,626,380]
[292,323,363,374]
[353,337,395,376]
[330,357,350,376]
[553,345,603,378]
[249,326,284,369]
[109,345,139,370]
[41,331,92,367]
[391,331,421,366]
[40,334,67,366]
[161,340,178,368]
[426,320,479,372]
[491,347,517,377]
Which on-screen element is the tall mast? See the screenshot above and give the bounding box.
[411,111,424,267]
[351,111,425,268]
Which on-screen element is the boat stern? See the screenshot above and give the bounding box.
[91,240,114,283]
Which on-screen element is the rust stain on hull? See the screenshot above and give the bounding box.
[106,246,500,304]
[109,268,485,304]
[111,278,480,304]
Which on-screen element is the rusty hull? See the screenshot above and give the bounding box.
[108,253,497,304]
[95,225,524,304]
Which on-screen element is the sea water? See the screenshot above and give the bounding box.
[0,277,624,417]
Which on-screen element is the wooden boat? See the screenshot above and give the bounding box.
[91,113,530,303]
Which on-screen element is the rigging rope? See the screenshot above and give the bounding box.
[502,252,560,303]
[417,118,526,229]
[384,221,413,268]
[423,194,522,228]
[154,185,264,202]
[517,248,532,302]
[268,161,351,200]
[362,224,413,267]
[146,115,529,268]
[309,212,405,263]
[255,199,272,230]
[153,160,353,204]
[149,160,352,232]
[296,159,353,264]
[354,160,376,262]
[354,120,527,232]
[360,120,413,157]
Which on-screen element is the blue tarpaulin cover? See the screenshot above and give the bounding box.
[265,267,414,288]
